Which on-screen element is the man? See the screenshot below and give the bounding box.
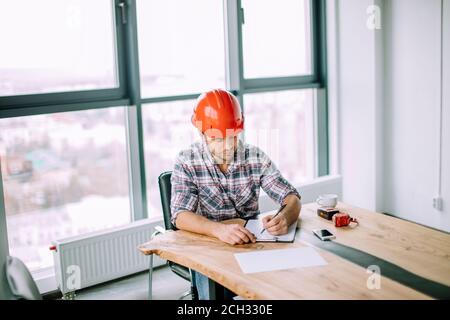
[170,89,301,299]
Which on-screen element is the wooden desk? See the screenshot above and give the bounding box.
[138,202,450,299]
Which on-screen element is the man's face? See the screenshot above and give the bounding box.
[204,134,239,165]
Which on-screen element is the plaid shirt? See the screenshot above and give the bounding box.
[170,139,301,226]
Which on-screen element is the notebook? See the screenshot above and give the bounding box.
[244,214,297,243]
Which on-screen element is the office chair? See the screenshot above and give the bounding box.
[154,171,198,300]
[5,256,42,300]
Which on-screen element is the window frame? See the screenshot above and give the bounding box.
[240,0,315,85]
[0,0,328,275]
[0,0,129,109]
[226,0,329,176]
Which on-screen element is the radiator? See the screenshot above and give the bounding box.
[50,219,165,295]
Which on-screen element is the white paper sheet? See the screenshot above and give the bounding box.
[234,247,328,274]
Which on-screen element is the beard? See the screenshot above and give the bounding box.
[211,149,235,164]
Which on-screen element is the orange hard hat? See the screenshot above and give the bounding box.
[191,89,244,138]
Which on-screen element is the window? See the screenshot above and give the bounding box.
[0,0,118,96]
[241,0,312,79]
[137,0,226,98]
[141,100,198,218]
[0,107,131,271]
[244,89,315,184]
[0,0,327,279]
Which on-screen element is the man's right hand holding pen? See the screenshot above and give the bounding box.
[262,194,302,236]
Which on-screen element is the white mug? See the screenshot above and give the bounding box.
[316,194,338,208]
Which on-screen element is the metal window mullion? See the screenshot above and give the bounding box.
[0,99,130,119]
[140,93,201,104]
[0,88,126,110]
[114,0,129,102]
[312,0,328,88]
[243,76,320,92]
[316,88,328,176]
[314,0,329,176]
[242,82,321,95]
[121,0,148,220]
[224,0,245,140]
[236,0,245,140]
[125,106,148,221]
[224,0,243,93]
[0,160,12,299]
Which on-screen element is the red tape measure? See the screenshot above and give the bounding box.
[332,212,359,227]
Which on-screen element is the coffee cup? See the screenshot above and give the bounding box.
[316,194,338,208]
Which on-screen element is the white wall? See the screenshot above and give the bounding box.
[335,0,383,211]
[334,0,450,232]
[383,0,449,231]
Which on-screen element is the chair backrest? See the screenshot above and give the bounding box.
[158,171,175,231]
[5,256,42,300]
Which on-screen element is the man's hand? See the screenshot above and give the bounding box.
[262,195,301,236]
[213,223,256,245]
[262,213,289,236]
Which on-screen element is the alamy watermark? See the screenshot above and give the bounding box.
[367,5,382,30]
[66,264,81,291]
[366,265,381,290]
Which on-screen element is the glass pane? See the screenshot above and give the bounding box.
[142,100,198,218]
[0,107,131,271]
[241,0,312,78]
[0,0,118,96]
[244,89,315,184]
[137,0,226,98]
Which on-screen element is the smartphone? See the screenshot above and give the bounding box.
[313,229,336,241]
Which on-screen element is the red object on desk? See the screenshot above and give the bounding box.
[333,212,358,227]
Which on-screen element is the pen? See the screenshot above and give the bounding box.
[260,204,287,234]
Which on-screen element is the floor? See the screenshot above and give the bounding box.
[75,265,192,300]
